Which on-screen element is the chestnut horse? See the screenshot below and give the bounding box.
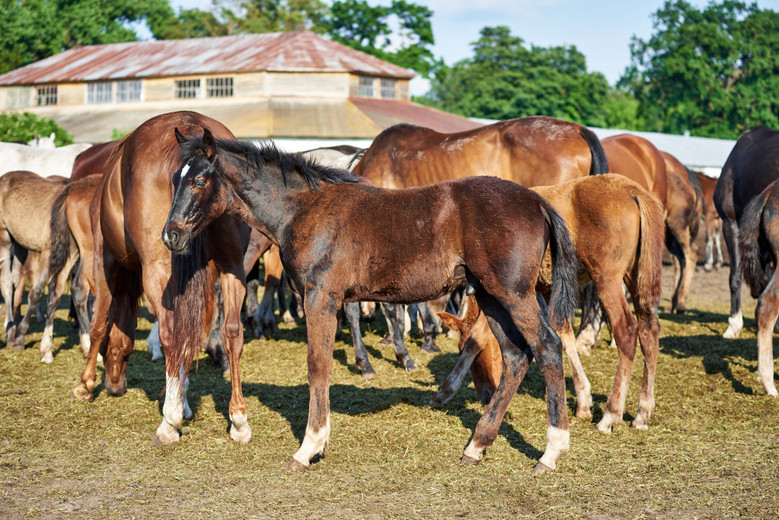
[163,129,580,475]
[693,171,724,271]
[71,112,252,450]
[433,175,665,432]
[0,171,82,362]
[70,140,120,181]
[739,180,779,395]
[714,127,779,341]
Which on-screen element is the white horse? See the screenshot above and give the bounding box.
[0,142,92,177]
[27,133,57,148]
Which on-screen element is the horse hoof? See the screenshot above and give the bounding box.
[532,462,554,476]
[285,459,308,471]
[595,421,614,434]
[229,425,253,443]
[575,407,592,419]
[12,342,24,352]
[361,369,377,380]
[72,385,93,401]
[379,335,393,346]
[40,352,54,364]
[403,359,418,372]
[460,454,480,465]
[632,419,649,430]
[150,430,180,447]
[722,327,740,339]
[420,343,441,354]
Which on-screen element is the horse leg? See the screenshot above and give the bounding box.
[429,336,485,406]
[667,227,694,314]
[14,253,49,351]
[704,228,715,272]
[204,279,228,375]
[595,285,639,433]
[576,283,604,355]
[630,290,661,429]
[721,219,743,338]
[39,255,77,363]
[252,248,280,338]
[755,269,779,396]
[146,320,163,362]
[0,229,17,346]
[558,320,592,418]
[713,222,724,269]
[417,301,441,353]
[343,301,376,379]
[245,277,259,323]
[70,261,92,356]
[287,290,339,470]
[380,302,417,371]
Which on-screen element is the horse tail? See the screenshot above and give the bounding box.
[541,201,579,329]
[168,232,212,378]
[739,184,776,298]
[48,186,73,277]
[580,127,609,175]
[631,187,665,312]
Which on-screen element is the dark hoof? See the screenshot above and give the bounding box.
[420,342,441,354]
[361,369,377,380]
[461,454,480,465]
[675,307,686,315]
[428,393,444,406]
[285,459,308,471]
[12,342,24,352]
[401,358,418,372]
[379,335,393,346]
[532,462,554,476]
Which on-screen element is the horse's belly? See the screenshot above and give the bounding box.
[346,260,464,304]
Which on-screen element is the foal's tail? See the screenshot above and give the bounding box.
[580,127,609,175]
[169,232,212,378]
[631,187,665,313]
[49,186,73,277]
[740,182,779,298]
[542,202,579,329]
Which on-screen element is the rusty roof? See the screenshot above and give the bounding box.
[0,30,416,85]
[349,98,483,134]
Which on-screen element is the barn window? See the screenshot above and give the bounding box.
[175,79,201,99]
[87,81,113,104]
[36,85,57,106]
[207,77,233,98]
[381,78,396,98]
[117,80,142,102]
[358,76,374,97]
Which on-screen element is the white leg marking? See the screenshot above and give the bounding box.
[147,321,163,362]
[40,324,54,363]
[756,324,778,396]
[80,333,91,357]
[292,416,331,466]
[154,374,183,445]
[723,310,743,339]
[538,426,570,470]
[229,412,253,443]
[463,439,484,462]
[181,374,193,420]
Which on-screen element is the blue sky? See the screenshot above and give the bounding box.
[171,0,779,94]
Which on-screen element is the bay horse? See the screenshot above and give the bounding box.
[714,126,779,340]
[432,174,665,432]
[70,140,120,181]
[0,171,82,362]
[70,111,252,450]
[163,129,580,475]
[693,171,724,271]
[739,180,779,395]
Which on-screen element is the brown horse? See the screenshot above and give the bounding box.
[739,180,779,395]
[433,174,665,432]
[163,129,580,475]
[693,172,724,271]
[70,140,120,181]
[714,127,779,340]
[662,151,702,314]
[70,112,251,450]
[601,134,668,206]
[0,171,81,362]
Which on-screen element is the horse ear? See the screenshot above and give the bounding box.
[437,312,462,334]
[49,132,55,141]
[174,128,187,145]
[202,128,217,161]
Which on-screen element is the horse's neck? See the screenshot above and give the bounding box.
[226,172,300,244]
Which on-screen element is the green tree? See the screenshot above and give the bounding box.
[0,0,176,74]
[0,112,73,145]
[622,0,779,138]
[321,0,437,77]
[420,26,612,127]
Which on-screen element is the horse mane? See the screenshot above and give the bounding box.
[179,136,363,189]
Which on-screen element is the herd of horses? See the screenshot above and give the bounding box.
[1,110,778,475]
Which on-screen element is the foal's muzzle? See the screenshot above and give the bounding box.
[161,224,190,253]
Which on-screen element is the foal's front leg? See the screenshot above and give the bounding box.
[287,291,339,470]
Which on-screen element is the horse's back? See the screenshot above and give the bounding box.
[0,170,68,249]
[729,127,779,217]
[603,134,668,206]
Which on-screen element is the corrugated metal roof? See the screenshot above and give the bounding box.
[0,31,416,85]
[350,98,483,134]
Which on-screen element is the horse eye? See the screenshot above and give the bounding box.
[194,178,207,189]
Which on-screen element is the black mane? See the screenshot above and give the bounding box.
[179,135,363,189]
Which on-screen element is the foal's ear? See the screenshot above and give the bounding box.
[202,128,217,161]
[437,312,462,334]
[174,128,187,145]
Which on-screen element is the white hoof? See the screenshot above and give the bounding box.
[40,352,54,364]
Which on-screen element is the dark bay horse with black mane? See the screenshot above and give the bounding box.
[714,127,779,343]
[71,112,251,449]
[163,129,580,475]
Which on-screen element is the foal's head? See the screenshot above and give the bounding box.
[163,127,229,253]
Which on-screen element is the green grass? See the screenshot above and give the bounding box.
[1,266,778,519]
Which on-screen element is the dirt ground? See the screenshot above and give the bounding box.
[1,260,777,519]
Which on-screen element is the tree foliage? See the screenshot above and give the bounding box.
[419,26,615,128]
[0,112,73,145]
[621,0,779,138]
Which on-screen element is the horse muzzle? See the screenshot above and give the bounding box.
[161,225,191,253]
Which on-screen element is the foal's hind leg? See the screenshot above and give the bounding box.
[631,297,661,428]
[0,229,18,346]
[558,321,592,418]
[754,270,779,396]
[721,219,743,338]
[39,255,78,363]
[14,253,49,351]
[70,261,92,356]
[343,301,376,379]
